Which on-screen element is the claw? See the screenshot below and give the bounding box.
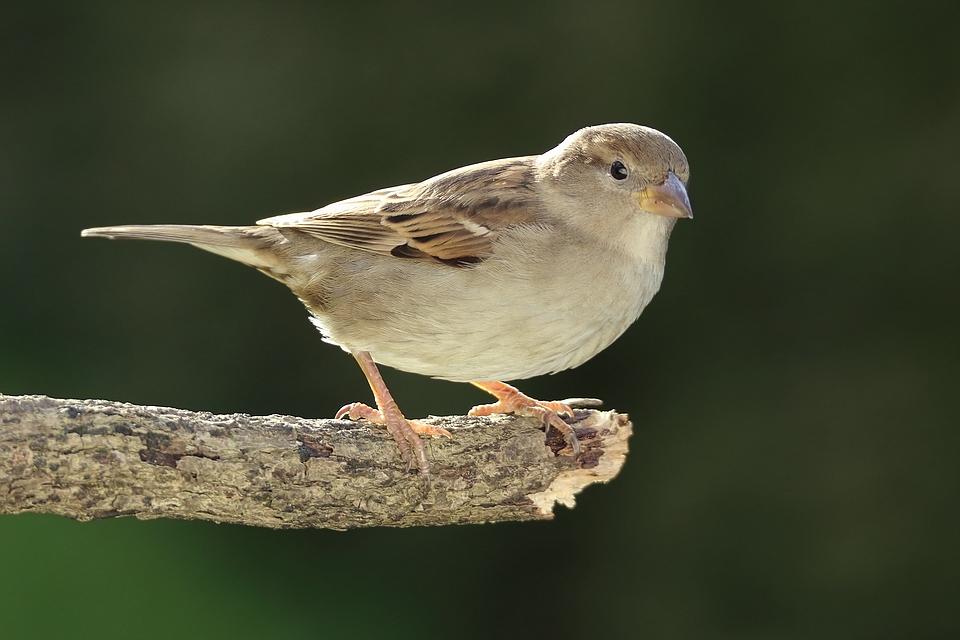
[335,402,382,422]
[409,421,453,439]
[470,381,581,456]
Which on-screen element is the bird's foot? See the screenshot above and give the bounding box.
[469,381,581,456]
[335,402,452,439]
[336,402,433,483]
[339,351,447,486]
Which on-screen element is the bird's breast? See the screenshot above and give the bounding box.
[301,227,665,382]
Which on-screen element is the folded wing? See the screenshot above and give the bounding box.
[258,157,540,267]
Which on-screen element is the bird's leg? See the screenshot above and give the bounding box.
[335,351,449,481]
[468,381,581,456]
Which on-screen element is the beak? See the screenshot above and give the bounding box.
[637,171,693,219]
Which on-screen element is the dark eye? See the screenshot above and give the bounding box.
[610,160,628,180]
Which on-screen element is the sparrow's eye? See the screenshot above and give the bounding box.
[610,160,628,180]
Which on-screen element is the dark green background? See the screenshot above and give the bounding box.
[2,2,957,638]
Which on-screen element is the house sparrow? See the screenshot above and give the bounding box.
[82,123,692,483]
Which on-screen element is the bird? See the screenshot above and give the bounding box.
[82,123,692,484]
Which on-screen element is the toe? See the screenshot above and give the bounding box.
[336,402,385,423]
[541,401,574,417]
[409,421,453,439]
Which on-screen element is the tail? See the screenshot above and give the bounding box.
[81,224,286,273]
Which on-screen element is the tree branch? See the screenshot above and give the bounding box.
[0,394,631,529]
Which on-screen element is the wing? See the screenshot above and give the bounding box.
[257,157,539,266]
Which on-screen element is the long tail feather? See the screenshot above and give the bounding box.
[81,224,284,272]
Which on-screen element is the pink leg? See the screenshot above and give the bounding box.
[336,351,441,481]
[469,381,581,456]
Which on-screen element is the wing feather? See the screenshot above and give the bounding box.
[256,158,539,265]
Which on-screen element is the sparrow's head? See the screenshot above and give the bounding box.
[537,123,693,221]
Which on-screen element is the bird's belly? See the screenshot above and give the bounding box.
[307,248,663,382]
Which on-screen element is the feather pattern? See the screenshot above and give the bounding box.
[257,158,539,265]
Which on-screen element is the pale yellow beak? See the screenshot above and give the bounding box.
[637,171,693,219]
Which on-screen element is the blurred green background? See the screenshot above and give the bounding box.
[2,2,957,638]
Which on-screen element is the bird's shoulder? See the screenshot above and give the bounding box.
[257,157,541,267]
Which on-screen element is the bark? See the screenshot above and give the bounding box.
[0,394,631,529]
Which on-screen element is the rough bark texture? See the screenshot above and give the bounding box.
[0,394,632,529]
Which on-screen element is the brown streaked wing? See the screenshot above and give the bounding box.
[256,157,539,265]
[256,186,409,256]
